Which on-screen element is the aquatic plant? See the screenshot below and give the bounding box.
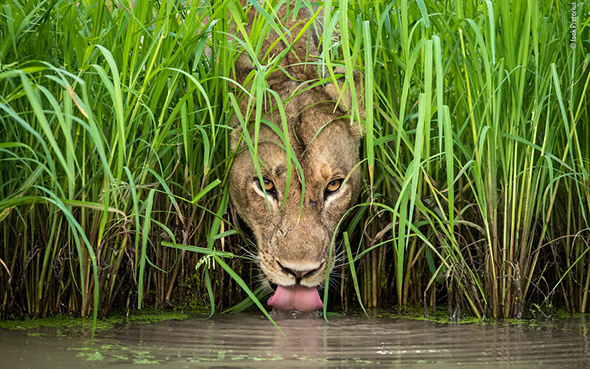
[0,0,588,323]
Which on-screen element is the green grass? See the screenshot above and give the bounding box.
[0,0,589,325]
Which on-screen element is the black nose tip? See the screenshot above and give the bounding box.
[277,262,322,283]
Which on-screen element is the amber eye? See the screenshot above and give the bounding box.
[263,178,275,191]
[256,177,276,194]
[325,179,342,195]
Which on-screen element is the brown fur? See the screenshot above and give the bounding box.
[229,1,363,289]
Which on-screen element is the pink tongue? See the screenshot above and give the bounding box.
[267,285,323,312]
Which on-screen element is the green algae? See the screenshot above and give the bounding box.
[554,308,585,320]
[3,306,583,334]
[80,351,105,361]
[131,350,159,364]
[344,305,484,324]
[70,343,167,364]
[0,315,106,331]
[341,305,590,326]
[25,332,45,337]
[0,310,191,331]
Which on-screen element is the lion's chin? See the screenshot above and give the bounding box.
[267,284,323,312]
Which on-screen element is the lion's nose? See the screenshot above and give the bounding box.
[277,261,323,283]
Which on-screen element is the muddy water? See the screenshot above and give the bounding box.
[1,312,589,368]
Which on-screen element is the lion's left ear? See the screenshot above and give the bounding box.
[229,115,245,152]
[324,67,365,139]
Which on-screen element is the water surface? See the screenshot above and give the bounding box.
[1,312,589,368]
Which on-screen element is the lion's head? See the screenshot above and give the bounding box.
[228,2,363,312]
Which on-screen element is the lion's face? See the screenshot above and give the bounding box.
[229,85,362,311]
[231,118,360,278]
[228,1,362,311]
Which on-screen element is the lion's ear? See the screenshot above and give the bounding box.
[324,67,365,139]
[230,115,243,151]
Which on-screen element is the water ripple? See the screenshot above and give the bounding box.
[1,314,589,368]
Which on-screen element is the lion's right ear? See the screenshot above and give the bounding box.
[324,67,365,117]
[324,67,365,140]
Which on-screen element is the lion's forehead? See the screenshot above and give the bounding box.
[247,120,356,181]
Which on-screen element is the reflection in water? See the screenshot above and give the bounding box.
[1,313,589,368]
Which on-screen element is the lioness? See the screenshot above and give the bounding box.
[229,1,363,312]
